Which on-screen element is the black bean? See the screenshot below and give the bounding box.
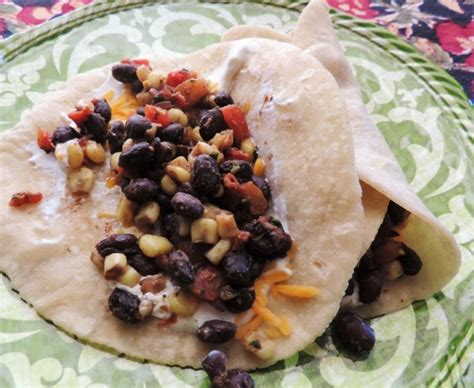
[136,107,145,116]
[224,369,255,388]
[220,286,255,313]
[125,114,152,139]
[154,141,176,164]
[357,268,384,304]
[177,182,198,197]
[332,311,375,354]
[388,201,408,226]
[220,160,253,182]
[83,112,107,144]
[131,80,144,93]
[96,234,138,257]
[243,216,292,258]
[199,108,226,140]
[192,154,221,196]
[127,251,160,276]
[156,192,172,212]
[171,192,204,220]
[160,212,178,239]
[344,278,355,296]
[252,176,271,200]
[119,142,154,172]
[51,126,80,145]
[398,245,422,276]
[201,350,227,379]
[197,320,236,344]
[108,288,141,324]
[176,145,192,158]
[112,63,138,83]
[145,168,165,184]
[123,178,159,202]
[107,121,127,154]
[159,123,184,144]
[168,250,195,287]
[249,259,265,281]
[221,251,252,288]
[214,91,234,107]
[93,98,111,123]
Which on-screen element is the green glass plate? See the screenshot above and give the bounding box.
[0,1,472,387]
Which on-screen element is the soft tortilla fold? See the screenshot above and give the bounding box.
[222,0,461,318]
[0,39,364,368]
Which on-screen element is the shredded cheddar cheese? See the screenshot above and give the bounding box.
[254,280,269,306]
[103,89,139,122]
[235,316,263,340]
[106,176,118,188]
[274,285,320,298]
[261,270,290,284]
[252,304,281,327]
[265,326,281,338]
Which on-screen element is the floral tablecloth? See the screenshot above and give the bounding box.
[0,0,473,103]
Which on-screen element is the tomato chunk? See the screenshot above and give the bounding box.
[68,106,92,126]
[144,105,170,127]
[121,58,150,67]
[221,104,250,143]
[166,69,197,87]
[226,147,251,161]
[238,181,268,216]
[37,128,55,152]
[191,265,225,302]
[9,192,43,207]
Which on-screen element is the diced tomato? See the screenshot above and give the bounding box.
[165,69,197,87]
[232,230,251,251]
[221,104,250,143]
[223,173,240,191]
[37,128,54,152]
[68,106,92,126]
[191,265,226,302]
[144,105,170,127]
[9,192,43,207]
[175,78,209,108]
[121,58,150,67]
[156,86,186,109]
[238,181,268,216]
[226,147,251,161]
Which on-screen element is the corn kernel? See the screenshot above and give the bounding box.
[168,156,191,171]
[205,239,232,265]
[86,140,106,164]
[203,204,225,220]
[168,108,188,126]
[166,165,191,183]
[139,234,174,257]
[104,253,127,280]
[253,158,265,176]
[176,216,191,237]
[139,300,153,319]
[209,129,233,151]
[135,201,160,225]
[110,152,121,171]
[147,71,163,89]
[191,218,219,244]
[136,91,153,105]
[67,167,95,194]
[136,64,151,83]
[240,137,256,160]
[67,142,84,169]
[168,291,199,316]
[191,127,203,143]
[216,213,239,238]
[118,265,141,287]
[145,124,157,140]
[117,195,134,226]
[161,175,178,195]
[122,138,134,151]
[241,101,251,114]
[90,250,104,270]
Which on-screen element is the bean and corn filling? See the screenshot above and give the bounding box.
[32,59,317,362]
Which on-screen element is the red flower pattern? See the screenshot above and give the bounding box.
[326,0,379,19]
[436,21,474,67]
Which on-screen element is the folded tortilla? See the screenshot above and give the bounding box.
[221,0,461,318]
[0,38,364,368]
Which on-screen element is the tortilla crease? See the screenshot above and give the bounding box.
[221,0,461,318]
[0,39,364,369]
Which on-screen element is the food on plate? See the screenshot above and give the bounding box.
[0,37,365,369]
[222,0,461,351]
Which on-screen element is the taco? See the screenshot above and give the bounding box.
[221,0,461,319]
[0,38,364,369]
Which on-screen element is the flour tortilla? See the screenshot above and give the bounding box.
[221,0,461,318]
[0,38,363,368]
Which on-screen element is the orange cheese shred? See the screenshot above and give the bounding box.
[252,304,281,327]
[261,270,290,284]
[254,280,268,306]
[265,326,281,338]
[287,242,298,260]
[274,285,320,298]
[235,316,263,340]
[279,316,291,336]
[104,89,139,122]
[270,284,279,299]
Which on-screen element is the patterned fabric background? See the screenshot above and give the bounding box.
[0,0,473,103]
